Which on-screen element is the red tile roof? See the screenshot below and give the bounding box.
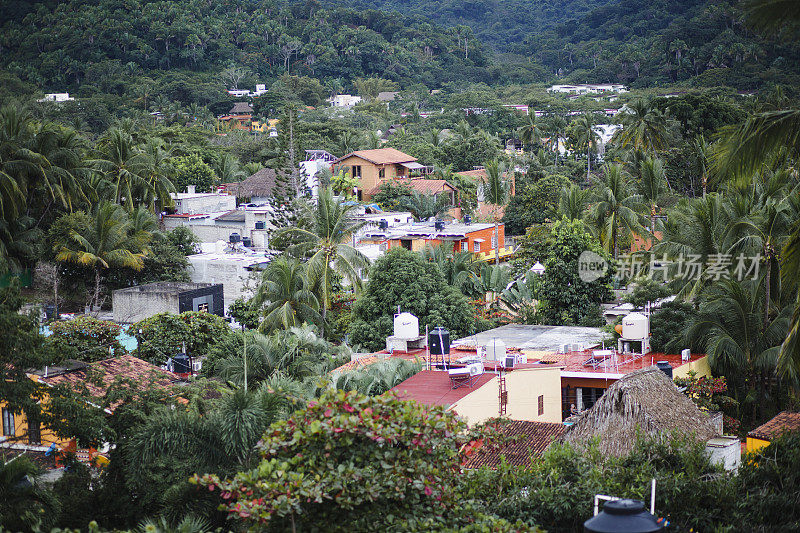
[391,369,494,407]
[335,147,417,165]
[41,355,178,409]
[462,420,566,469]
[368,178,457,197]
[748,411,800,441]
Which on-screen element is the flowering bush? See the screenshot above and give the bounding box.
[49,316,126,361]
[192,390,517,530]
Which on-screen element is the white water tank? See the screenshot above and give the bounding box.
[394,312,419,339]
[485,339,506,361]
[622,312,649,339]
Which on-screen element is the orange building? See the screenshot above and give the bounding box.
[360,220,511,261]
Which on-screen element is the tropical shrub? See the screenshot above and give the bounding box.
[48,316,126,361]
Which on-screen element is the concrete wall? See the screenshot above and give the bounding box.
[187,257,259,304]
[173,194,236,215]
[673,355,712,380]
[452,367,563,426]
[113,289,180,323]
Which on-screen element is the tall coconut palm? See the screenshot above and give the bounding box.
[0,105,33,220]
[56,202,148,311]
[557,183,591,221]
[518,113,543,152]
[543,114,568,166]
[615,98,669,153]
[483,159,509,265]
[587,164,645,260]
[251,256,322,332]
[399,191,448,221]
[573,113,600,181]
[279,189,368,321]
[687,279,789,420]
[213,153,246,183]
[138,138,175,211]
[637,157,669,237]
[91,128,148,209]
[421,244,481,294]
[779,219,800,385]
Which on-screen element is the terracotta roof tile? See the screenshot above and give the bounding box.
[462,420,566,469]
[41,355,178,410]
[368,178,457,197]
[748,411,800,441]
[391,369,494,407]
[335,148,417,165]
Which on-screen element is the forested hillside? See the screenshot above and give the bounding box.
[1,0,799,101]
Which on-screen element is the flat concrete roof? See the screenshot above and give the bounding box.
[113,281,218,295]
[454,324,605,352]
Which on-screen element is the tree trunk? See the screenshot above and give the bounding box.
[93,269,102,314]
[586,142,591,182]
[764,254,771,331]
[494,219,499,266]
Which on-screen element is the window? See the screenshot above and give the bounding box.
[27,412,40,444]
[538,395,544,416]
[2,408,14,437]
[473,241,481,253]
[378,167,385,179]
[197,302,209,312]
[352,165,362,178]
[461,241,468,252]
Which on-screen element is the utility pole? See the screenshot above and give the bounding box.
[242,325,248,392]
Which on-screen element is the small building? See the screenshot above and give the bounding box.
[746,411,800,453]
[333,148,431,201]
[328,94,362,107]
[222,167,287,202]
[547,84,628,95]
[187,246,274,304]
[359,219,508,259]
[170,186,236,215]
[377,91,399,103]
[112,282,223,323]
[300,149,338,198]
[38,93,75,102]
[561,366,718,457]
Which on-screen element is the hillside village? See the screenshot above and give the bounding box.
[2,0,800,531]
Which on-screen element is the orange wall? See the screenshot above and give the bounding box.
[337,156,406,199]
[376,224,505,254]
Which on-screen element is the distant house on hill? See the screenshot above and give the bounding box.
[218,102,254,130]
[561,366,718,456]
[333,148,432,201]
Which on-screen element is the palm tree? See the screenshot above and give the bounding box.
[518,113,543,152]
[587,164,644,259]
[615,99,669,153]
[138,138,175,211]
[0,455,60,531]
[334,130,363,156]
[543,114,568,166]
[421,244,481,294]
[214,153,246,183]
[687,279,789,420]
[251,256,322,332]
[0,216,38,273]
[694,135,712,197]
[637,157,669,237]
[56,202,148,311]
[399,191,448,221]
[91,128,148,209]
[573,113,600,181]
[558,183,591,221]
[483,159,509,264]
[779,219,800,385]
[0,105,34,220]
[278,189,369,321]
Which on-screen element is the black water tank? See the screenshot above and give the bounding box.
[464,214,472,225]
[379,219,389,230]
[434,219,445,231]
[242,237,252,248]
[584,499,663,533]
[656,361,673,379]
[172,354,191,375]
[255,221,266,229]
[428,327,450,355]
[229,232,241,243]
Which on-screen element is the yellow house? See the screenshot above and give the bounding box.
[1,355,177,459]
[333,148,429,201]
[746,411,800,453]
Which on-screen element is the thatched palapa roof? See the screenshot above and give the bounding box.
[225,168,286,198]
[561,366,718,456]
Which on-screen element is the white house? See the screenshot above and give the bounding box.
[547,84,628,95]
[328,94,362,108]
[300,149,337,198]
[170,186,237,215]
[38,93,75,102]
[187,242,276,304]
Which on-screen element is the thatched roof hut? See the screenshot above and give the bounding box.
[224,168,285,198]
[561,366,718,456]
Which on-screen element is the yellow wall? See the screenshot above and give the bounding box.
[451,367,563,426]
[673,355,712,380]
[0,394,70,450]
[746,437,770,454]
[337,155,407,199]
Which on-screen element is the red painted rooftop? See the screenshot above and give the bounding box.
[391,369,495,407]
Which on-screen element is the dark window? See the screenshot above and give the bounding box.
[538,395,544,416]
[27,412,40,444]
[352,165,362,178]
[378,167,385,179]
[197,302,209,312]
[2,408,14,437]
[401,239,412,250]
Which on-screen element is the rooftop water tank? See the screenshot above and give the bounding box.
[484,339,506,361]
[229,232,241,243]
[393,312,419,339]
[379,219,389,230]
[434,219,445,231]
[464,214,472,225]
[242,237,252,248]
[255,221,266,230]
[622,312,649,340]
[429,327,450,355]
